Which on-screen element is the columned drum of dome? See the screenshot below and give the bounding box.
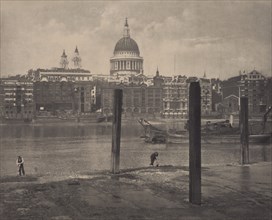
[110,18,143,76]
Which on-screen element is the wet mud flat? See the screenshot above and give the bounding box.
[0,162,271,220]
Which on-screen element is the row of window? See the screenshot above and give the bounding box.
[5,100,32,104]
[5,111,32,114]
[41,76,91,81]
[3,87,33,90]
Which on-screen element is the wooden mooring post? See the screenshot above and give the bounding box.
[240,97,249,165]
[189,82,201,205]
[111,89,123,174]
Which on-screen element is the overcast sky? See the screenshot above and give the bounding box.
[0,0,271,79]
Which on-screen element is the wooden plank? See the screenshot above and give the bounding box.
[189,82,201,205]
[111,89,123,174]
[240,97,249,165]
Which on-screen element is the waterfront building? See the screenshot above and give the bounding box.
[101,83,162,116]
[221,74,242,116]
[199,77,212,115]
[222,94,239,114]
[221,70,268,115]
[162,75,188,118]
[186,76,212,115]
[211,78,222,94]
[110,18,144,77]
[240,70,267,114]
[221,75,241,99]
[0,80,5,118]
[265,77,272,108]
[33,81,95,114]
[0,76,34,120]
[30,48,91,83]
[32,67,92,83]
[29,47,98,114]
[211,78,222,112]
[34,81,74,112]
[212,90,223,113]
[153,68,164,87]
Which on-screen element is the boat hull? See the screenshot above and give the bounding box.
[249,134,271,144]
[139,119,271,144]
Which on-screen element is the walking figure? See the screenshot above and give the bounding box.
[150,152,159,167]
[16,156,25,176]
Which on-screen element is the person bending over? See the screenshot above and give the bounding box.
[16,156,25,176]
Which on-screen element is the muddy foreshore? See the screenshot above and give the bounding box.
[1,163,271,220]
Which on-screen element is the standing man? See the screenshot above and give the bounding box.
[150,152,159,167]
[16,156,25,176]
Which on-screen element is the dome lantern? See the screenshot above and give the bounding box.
[123,17,130,37]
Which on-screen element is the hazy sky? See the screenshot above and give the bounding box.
[1,0,271,79]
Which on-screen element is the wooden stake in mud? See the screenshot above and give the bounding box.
[111,89,123,174]
[189,82,201,205]
[240,97,249,165]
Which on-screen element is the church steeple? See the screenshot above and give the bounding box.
[156,66,159,77]
[75,46,79,54]
[60,50,69,69]
[123,18,130,37]
[72,46,82,68]
[61,50,68,60]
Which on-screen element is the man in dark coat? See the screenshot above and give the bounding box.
[150,152,159,166]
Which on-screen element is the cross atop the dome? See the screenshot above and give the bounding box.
[123,18,130,37]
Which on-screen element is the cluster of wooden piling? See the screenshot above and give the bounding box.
[110,83,250,205]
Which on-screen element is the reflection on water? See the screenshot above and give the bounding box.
[240,166,251,191]
[261,145,268,161]
[0,121,271,176]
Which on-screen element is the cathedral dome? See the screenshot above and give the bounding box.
[114,37,140,55]
[110,18,144,76]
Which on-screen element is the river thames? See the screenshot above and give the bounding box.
[0,120,271,177]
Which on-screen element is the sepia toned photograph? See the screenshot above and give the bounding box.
[0,0,271,219]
